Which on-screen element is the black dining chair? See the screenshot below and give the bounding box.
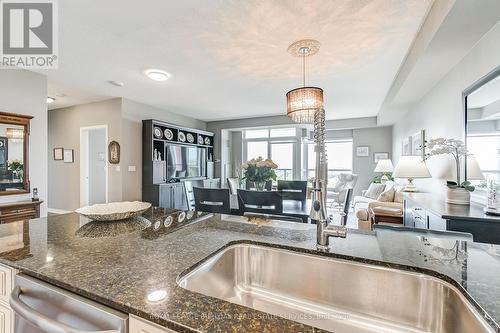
[277,180,307,202]
[193,187,231,214]
[237,189,302,223]
[340,188,353,226]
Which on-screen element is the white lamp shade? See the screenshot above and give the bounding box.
[374,159,394,173]
[466,155,484,181]
[393,156,431,179]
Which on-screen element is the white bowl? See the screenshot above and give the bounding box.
[75,201,152,221]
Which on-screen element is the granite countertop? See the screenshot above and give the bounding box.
[403,192,500,222]
[1,209,500,332]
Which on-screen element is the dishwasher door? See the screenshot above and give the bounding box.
[10,274,128,333]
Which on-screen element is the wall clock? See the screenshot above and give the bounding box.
[108,141,120,164]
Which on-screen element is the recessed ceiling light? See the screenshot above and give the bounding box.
[108,80,125,87]
[47,97,56,103]
[146,289,167,303]
[55,93,67,98]
[144,69,170,82]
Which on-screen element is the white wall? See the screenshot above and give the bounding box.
[392,20,500,194]
[0,70,48,216]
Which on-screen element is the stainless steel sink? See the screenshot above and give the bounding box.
[177,244,495,333]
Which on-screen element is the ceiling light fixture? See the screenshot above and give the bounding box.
[47,97,56,104]
[285,39,323,124]
[144,69,170,82]
[108,80,125,87]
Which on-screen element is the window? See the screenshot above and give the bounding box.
[271,142,294,180]
[243,127,298,180]
[305,140,353,181]
[245,129,268,139]
[270,127,296,138]
[246,141,268,160]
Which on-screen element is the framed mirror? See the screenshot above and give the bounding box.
[0,112,32,195]
[464,66,500,197]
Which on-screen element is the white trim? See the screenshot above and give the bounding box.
[47,208,72,214]
[79,125,109,207]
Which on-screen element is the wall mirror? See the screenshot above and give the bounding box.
[465,66,500,195]
[0,112,32,195]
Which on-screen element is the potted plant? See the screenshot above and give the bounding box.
[241,157,278,191]
[8,160,23,181]
[424,138,473,205]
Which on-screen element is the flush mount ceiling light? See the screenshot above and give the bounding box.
[144,69,171,82]
[47,97,56,104]
[285,39,323,124]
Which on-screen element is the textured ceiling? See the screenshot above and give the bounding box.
[44,0,433,121]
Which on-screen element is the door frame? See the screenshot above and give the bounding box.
[79,125,109,207]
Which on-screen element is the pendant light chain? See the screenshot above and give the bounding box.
[302,52,306,87]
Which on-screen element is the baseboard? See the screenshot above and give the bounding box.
[47,208,73,214]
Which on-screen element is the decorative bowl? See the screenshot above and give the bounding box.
[75,201,152,221]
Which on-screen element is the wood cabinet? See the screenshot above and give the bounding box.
[0,200,42,224]
[0,264,16,333]
[129,315,179,333]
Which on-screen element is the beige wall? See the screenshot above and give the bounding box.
[48,98,207,211]
[0,70,48,216]
[392,20,500,194]
[48,99,122,211]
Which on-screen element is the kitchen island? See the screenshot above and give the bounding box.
[1,209,499,332]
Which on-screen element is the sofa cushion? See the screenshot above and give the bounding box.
[394,189,404,203]
[377,186,395,202]
[365,183,386,199]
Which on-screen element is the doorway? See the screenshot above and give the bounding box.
[80,125,108,207]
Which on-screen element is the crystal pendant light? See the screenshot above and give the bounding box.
[286,40,323,124]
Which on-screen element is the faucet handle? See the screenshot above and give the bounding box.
[325,225,347,238]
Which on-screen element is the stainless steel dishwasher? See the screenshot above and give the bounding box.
[10,274,128,333]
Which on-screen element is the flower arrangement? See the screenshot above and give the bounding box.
[242,157,278,190]
[424,138,474,192]
[8,160,23,180]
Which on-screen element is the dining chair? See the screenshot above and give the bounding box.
[237,189,302,222]
[226,177,240,195]
[277,180,307,202]
[193,187,231,214]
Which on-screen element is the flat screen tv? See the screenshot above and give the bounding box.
[166,144,206,179]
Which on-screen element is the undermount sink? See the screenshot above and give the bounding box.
[177,243,495,333]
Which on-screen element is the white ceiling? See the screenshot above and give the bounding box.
[43,0,433,121]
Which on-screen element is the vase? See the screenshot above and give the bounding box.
[446,188,470,205]
[251,181,266,191]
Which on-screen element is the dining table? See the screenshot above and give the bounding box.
[229,194,311,223]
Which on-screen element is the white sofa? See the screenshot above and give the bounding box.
[353,182,404,230]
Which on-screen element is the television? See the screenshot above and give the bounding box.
[166,144,206,179]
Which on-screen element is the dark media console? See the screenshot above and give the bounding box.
[142,119,217,209]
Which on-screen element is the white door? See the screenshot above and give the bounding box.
[80,126,108,207]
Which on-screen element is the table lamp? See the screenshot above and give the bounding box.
[374,159,394,184]
[393,156,431,192]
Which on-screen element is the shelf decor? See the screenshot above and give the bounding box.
[108,141,120,164]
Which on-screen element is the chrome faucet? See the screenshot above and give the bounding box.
[309,109,347,251]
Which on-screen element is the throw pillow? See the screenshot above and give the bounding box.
[377,186,396,202]
[365,183,386,199]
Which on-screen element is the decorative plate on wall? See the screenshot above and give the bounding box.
[186,133,195,143]
[153,127,163,139]
[204,137,211,145]
[178,131,186,142]
[164,129,173,140]
[198,136,203,145]
[178,211,186,222]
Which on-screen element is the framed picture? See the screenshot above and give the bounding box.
[108,141,120,164]
[374,152,389,163]
[402,137,412,156]
[356,146,369,157]
[411,130,426,160]
[53,148,63,160]
[63,149,74,163]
